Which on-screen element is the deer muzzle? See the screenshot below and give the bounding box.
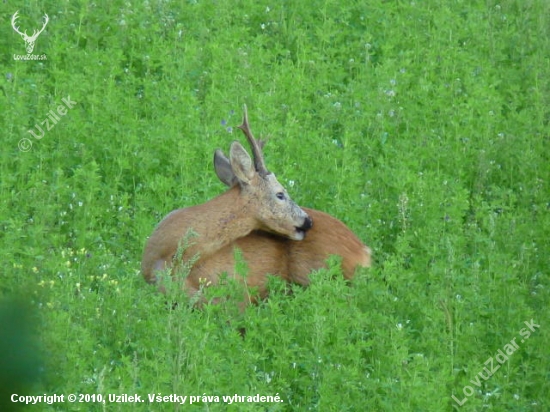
[293,215,313,240]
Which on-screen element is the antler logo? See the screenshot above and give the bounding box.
[11,11,49,54]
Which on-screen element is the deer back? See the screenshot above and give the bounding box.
[286,207,372,285]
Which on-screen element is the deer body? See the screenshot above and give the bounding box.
[141,107,312,297]
[189,208,371,300]
[141,185,261,283]
[206,150,372,298]
[142,106,371,305]
[142,182,311,286]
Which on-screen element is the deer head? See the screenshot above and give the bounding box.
[223,105,313,240]
[11,11,49,54]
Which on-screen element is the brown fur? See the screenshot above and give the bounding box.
[187,207,371,301]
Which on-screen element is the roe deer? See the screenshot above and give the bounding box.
[141,106,313,297]
[207,149,372,299]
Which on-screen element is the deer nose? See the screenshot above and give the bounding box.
[299,216,313,232]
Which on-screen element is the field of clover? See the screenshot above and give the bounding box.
[1,0,548,410]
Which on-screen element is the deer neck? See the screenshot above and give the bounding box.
[190,185,255,258]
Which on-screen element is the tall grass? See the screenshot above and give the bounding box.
[1,0,548,410]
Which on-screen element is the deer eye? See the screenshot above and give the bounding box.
[276,192,285,200]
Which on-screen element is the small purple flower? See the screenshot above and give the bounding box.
[221,119,227,126]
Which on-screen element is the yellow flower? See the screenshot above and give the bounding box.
[198,277,212,287]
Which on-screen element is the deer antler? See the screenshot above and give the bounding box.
[11,11,49,54]
[33,14,49,39]
[11,11,48,39]
[237,105,269,176]
[11,11,25,37]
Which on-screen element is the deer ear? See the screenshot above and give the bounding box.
[214,149,237,187]
[229,141,255,185]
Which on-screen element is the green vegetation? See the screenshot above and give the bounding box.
[1,0,548,410]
